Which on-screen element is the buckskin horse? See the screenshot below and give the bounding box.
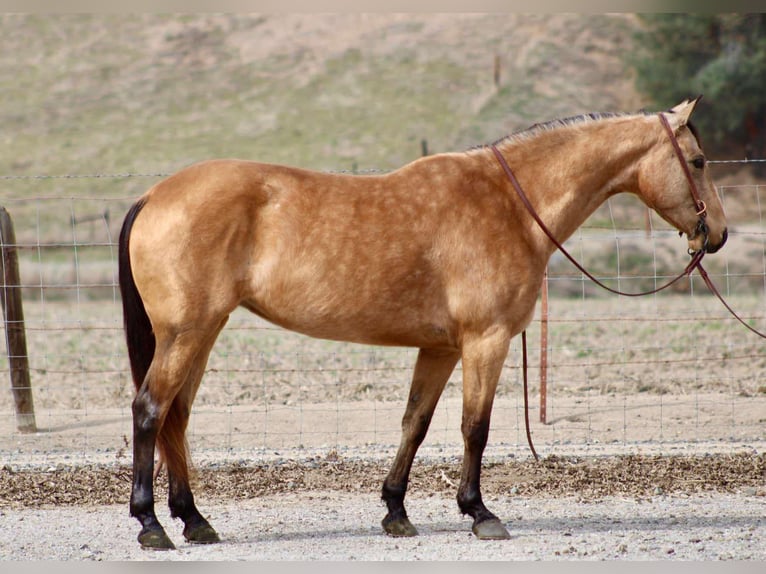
[119,98,727,549]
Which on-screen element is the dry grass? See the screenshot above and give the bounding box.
[1,452,763,508]
[2,287,765,414]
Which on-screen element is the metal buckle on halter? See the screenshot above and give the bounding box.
[688,217,710,256]
[688,200,709,254]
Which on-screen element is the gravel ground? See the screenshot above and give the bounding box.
[1,452,764,561]
[2,491,764,561]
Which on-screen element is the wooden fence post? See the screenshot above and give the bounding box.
[0,206,36,433]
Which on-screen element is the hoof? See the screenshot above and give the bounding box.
[184,522,221,545]
[138,526,176,550]
[472,518,510,540]
[382,514,419,537]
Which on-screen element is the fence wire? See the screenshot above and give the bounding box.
[2,164,765,468]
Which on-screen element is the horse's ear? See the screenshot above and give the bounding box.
[665,96,702,130]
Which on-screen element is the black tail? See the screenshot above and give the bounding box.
[119,199,155,391]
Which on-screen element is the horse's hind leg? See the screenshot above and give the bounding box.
[130,325,222,550]
[457,328,511,540]
[382,348,460,537]
[164,320,227,544]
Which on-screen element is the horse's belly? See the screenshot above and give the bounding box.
[240,271,456,349]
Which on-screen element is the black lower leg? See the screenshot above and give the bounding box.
[169,474,220,544]
[381,481,408,523]
[381,466,418,537]
[381,421,430,538]
[457,419,509,539]
[131,394,175,550]
[457,466,498,525]
[457,420,497,523]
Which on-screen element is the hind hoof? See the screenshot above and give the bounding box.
[138,526,176,550]
[184,522,221,544]
[472,518,510,540]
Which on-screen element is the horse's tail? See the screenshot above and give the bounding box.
[118,199,155,392]
[119,199,190,483]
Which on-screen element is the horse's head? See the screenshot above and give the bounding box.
[637,97,728,255]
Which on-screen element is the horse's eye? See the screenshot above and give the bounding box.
[692,156,706,169]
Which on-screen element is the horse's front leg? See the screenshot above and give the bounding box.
[457,327,511,540]
[381,348,460,536]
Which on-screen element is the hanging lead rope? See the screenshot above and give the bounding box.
[521,331,539,461]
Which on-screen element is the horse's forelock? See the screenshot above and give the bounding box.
[686,121,702,148]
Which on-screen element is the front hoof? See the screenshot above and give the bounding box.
[184,522,221,545]
[138,526,176,550]
[382,514,419,537]
[472,518,510,540]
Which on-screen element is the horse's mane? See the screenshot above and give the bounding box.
[482,111,645,150]
[474,106,701,151]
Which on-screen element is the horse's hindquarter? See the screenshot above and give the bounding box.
[128,160,270,333]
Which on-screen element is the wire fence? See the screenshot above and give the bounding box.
[1,162,765,468]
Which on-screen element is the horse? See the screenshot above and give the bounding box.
[118,98,727,549]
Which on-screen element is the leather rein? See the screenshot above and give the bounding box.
[491,112,766,461]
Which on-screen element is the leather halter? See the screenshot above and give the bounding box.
[657,112,708,219]
[657,112,709,254]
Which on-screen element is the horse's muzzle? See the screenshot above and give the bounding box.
[705,227,728,254]
[687,220,727,255]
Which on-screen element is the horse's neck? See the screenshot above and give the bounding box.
[497,119,652,255]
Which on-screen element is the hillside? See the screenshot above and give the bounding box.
[1,13,642,182]
[0,14,760,299]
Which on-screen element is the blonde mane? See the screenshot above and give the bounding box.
[474,108,701,152]
[483,111,644,150]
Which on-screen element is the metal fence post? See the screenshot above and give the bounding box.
[539,267,548,424]
[0,206,36,433]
